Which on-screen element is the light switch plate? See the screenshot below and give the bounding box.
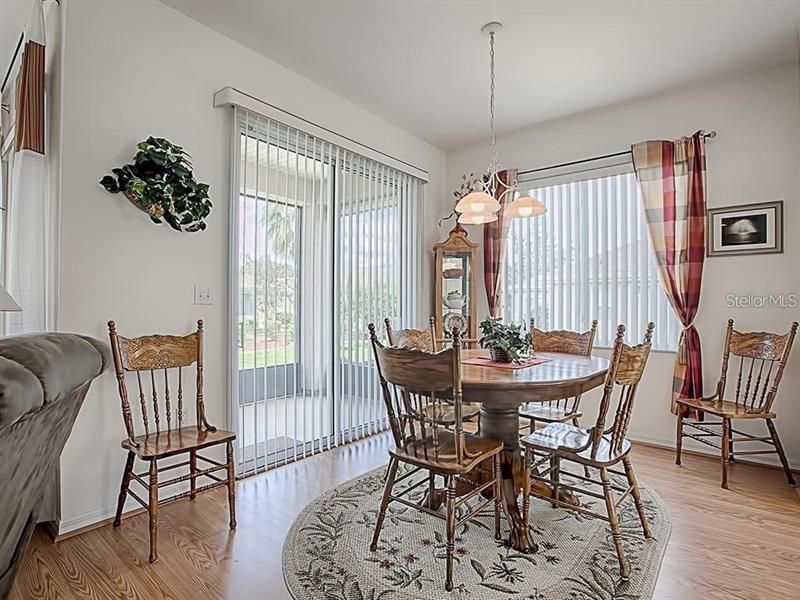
[194,285,213,305]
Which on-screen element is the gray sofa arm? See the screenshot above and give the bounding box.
[0,333,109,599]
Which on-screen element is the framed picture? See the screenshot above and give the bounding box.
[707,201,783,257]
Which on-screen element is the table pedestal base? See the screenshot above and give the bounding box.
[479,404,579,552]
[498,448,537,553]
[420,405,581,553]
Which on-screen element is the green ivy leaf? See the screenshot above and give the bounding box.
[101,136,211,232]
[99,175,119,193]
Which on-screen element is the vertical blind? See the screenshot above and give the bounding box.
[231,107,423,476]
[502,170,679,350]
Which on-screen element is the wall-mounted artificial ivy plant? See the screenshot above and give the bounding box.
[100,136,212,232]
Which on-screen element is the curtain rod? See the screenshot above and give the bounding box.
[518,130,717,177]
[1,0,58,96]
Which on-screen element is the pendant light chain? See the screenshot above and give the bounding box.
[489,30,498,172]
[451,22,547,223]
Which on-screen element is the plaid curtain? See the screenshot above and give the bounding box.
[483,169,515,317]
[632,132,706,416]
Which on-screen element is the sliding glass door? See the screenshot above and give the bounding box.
[336,153,422,442]
[231,109,423,475]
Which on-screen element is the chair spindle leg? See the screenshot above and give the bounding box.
[189,450,197,500]
[675,413,683,466]
[522,449,531,526]
[600,467,628,580]
[492,454,502,540]
[549,455,560,507]
[148,459,159,563]
[226,441,237,529]
[113,451,135,528]
[445,475,456,592]
[370,458,398,551]
[623,457,652,539]
[767,419,796,487]
[721,418,731,489]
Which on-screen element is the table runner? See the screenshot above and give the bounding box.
[461,356,551,370]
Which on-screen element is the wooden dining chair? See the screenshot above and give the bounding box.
[108,320,236,564]
[384,318,436,352]
[519,319,598,435]
[521,323,655,582]
[675,319,798,489]
[369,323,503,592]
[384,317,481,431]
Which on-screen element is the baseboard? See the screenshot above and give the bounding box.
[55,499,144,539]
[628,433,800,474]
[57,472,195,538]
[53,432,797,541]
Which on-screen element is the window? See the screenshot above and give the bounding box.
[0,133,14,337]
[238,198,299,370]
[501,169,679,350]
[232,108,424,475]
[0,139,11,291]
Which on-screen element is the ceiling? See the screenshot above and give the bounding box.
[36,1,800,150]
[161,0,800,150]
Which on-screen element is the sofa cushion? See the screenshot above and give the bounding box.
[0,357,43,429]
[0,333,110,427]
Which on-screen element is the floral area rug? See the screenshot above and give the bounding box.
[283,465,671,600]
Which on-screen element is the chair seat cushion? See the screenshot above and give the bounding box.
[421,402,481,425]
[390,430,502,474]
[518,404,581,424]
[676,397,774,419]
[520,422,630,465]
[122,426,236,458]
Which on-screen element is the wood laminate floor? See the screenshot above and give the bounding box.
[9,435,800,600]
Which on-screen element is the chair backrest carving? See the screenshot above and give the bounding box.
[530,319,598,356]
[384,318,435,352]
[526,319,598,413]
[108,320,213,444]
[589,323,655,459]
[370,323,468,464]
[716,319,797,414]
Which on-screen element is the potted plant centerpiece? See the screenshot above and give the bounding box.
[478,316,531,363]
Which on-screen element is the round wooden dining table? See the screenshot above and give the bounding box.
[460,349,609,553]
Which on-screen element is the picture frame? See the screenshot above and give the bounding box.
[707,200,783,257]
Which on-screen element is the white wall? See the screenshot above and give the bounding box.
[57,0,445,532]
[446,64,800,469]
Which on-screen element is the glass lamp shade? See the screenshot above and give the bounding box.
[455,191,500,215]
[0,284,21,311]
[504,196,547,219]
[458,212,498,225]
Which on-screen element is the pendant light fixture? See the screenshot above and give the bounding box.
[456,22,546,224]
